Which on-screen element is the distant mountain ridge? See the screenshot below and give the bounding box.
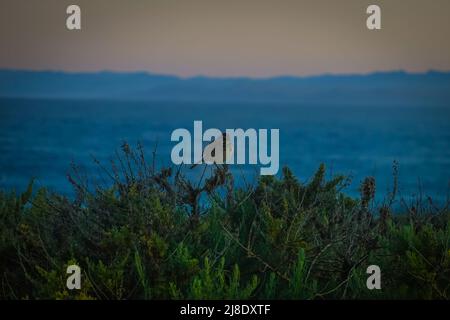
[1,69,450,105]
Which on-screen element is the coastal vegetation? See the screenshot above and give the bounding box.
[0,143,449,299]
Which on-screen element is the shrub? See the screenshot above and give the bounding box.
[0,144,448,299]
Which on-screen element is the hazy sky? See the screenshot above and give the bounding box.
[1,0,450,77]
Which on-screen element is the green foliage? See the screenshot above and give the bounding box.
[186,257,258,300]
[0,145,449,300]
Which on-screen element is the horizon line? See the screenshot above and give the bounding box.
[1,68,450,81]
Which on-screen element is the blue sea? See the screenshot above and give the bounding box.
[0,97,449,204]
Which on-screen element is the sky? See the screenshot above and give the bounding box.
[1,0,450,78]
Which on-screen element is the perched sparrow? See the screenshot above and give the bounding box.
[190,132,233,168]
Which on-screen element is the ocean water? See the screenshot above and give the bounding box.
[0,97,449,203]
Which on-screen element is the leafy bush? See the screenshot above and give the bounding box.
[0,144,448,299]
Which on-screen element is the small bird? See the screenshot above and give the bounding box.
[190,132,233,169]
